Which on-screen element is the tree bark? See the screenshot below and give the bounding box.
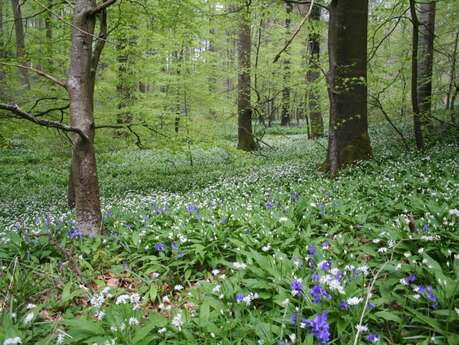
[306,4,323,139]
[11,0,30,88]
[446,29,458,122]
[45,0,54,72]
[409,0,424,149]
[325,0,372,176]
[280,2,292,127]
[417,1,436,130]
[67,0,103,236]
[237,3,256,151]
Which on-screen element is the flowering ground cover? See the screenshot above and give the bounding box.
[0,131,458,345]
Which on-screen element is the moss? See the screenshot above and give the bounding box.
[339,132,372,167]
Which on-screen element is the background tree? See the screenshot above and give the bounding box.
[280,2,292,127]
[326,0,372,176]
[10,0,29,88]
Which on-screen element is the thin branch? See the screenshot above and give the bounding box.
[283,0,328,11]
[0,62,67,90]
[0,103,88,140]
[86,0,117,16]
[273,0,315,63]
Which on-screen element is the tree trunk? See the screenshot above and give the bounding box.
[325,0,372,176]
[68,0,103,236]
[446,29,458,122]
[44,0,54,72]
[280,2,292,127]
[11,0,30,88]
[306,4,324,139]
[409,0,424,149]
[237,4,256,151]
[0,0,5,91]
[417,1,436,130]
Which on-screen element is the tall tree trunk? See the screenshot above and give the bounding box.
[208,3,217,118]
[325,0,372,176]
[68,1,103,236]
[45,0,54,72]
[237,3,256,151]
[0,0,5,91]
[306,4,323,139]
[446,30,458,122]
[417,1,436,130]
[409,0,424,149]
[280,2,292,127]
[11,0,30,88]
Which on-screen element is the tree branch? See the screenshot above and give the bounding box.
[0,62,67,90]
[273,0,315,63]
[0,103,88,140]
[86,0,117,16]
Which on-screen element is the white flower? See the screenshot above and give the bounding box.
[356,324,368,332]
[23,312,34,324]
[289,333,296,343]
[378,247,388,253]
[347,297,363,305]
[128,317,139,326]
[26,303,36,310]
[158,327,167,334]
[418,248,424,254]
[56,332,65,345]
[116,294,130,304]
[3,337,22,345]
[455,307,459,316]
[95,310,105,320]
[448,209,459,217]
[262,244,271,252]
[212,284,221,294]
[233,262,247,270]
[90,294,105,308]
[151,272,160,279]
[211,269,220,276]
[172,313,184,331]
[279,217,288,223]
[174,285,184,291]
[281,298,290,306]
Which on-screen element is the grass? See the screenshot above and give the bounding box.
[0,123,458,345]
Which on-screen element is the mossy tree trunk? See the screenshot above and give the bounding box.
[306,4,323,139]
[11,0,30,88]
[237,2,257,151]
[326,0,372,176]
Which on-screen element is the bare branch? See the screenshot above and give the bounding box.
[87,0,117,16]
[0,103,88,140]
[273,0,315,63]
[0,62,67,90]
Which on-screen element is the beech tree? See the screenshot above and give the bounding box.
[306,3,323,139]
[237,2,257,151]
[280,2,292,127]
[11,0,29,88]
[325,0,372,176]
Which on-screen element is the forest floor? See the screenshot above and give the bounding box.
[0,126,458,344]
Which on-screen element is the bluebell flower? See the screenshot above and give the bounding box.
[143,215,150,223]
[265,201,273,209]
[178,251,185,258]
[309,258,315,269]
[155,243,165,252]
[319,203,325,216]
[405,274,416,284]
[69,228,84,240]
[309,244,316,257]
[368,302,376,310]
[171,241,178,250]
[290,313,299,325]
[340,300,349,310]
[312,272,320,281]
[365,333,380,343]
[310,284,332,304]
[320,260,332,272]
[186,204,198,213]
[322,241,330,250]
[236,293,244,303]
[291,279,304,297]
[291,192,300,203]
[303,312,330,344]
[422,223,429,232]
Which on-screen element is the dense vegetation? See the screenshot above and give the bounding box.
[0,0,458,344]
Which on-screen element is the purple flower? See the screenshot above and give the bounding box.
[155,242,165,252]
[365,333,380,343]
[340,300,349,310]
[312,272,320,282]
[319,203,325,216]
[320,260,332,272]
[291,279,304,297]
[309,258,315,269]
[265,201,273,209]
[303,312,330,344]
[310,284,332,304]
[322,241,330,250]
[236,293,244,303]
[290,313,299,325]
[186,204,198,213]
[171,241,178,250]
[404,274,416,284]
[422,223,429,232]
[309,244,316,257]
[291,192,300,202]
[69,228,84,240]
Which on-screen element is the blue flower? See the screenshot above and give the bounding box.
[365,333,380,343]
[310,284,332,304]
[186,204,198,213]
[291,279,304,297]
[311,272,320,282]
[320,260,332,272]
[422,223,429,232]
[309,258,315,269]
[171,241,178,250]
[265,201,273,209]
[155,243,165,252]
[340,300,349,310]
[290,313,299,325]
[290,192,300,202]
[318,203,325,216]
[303,312,330,344]
[322,241,330,250]
[309,244,316,257]
[236,293,244,303]
[69,228,84,240]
